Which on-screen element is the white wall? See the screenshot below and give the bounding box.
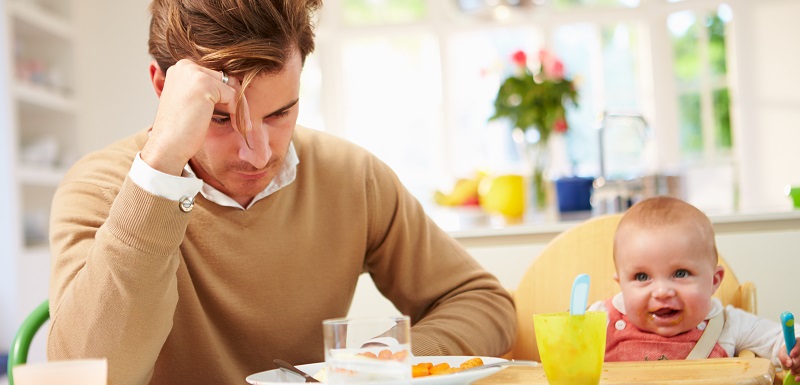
[734,0,800,211]
[73,0,157,155]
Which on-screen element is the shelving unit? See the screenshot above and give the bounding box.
[5,0,77,251]
[0,0,77,358]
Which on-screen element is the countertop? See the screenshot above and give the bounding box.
[427,205,800,241]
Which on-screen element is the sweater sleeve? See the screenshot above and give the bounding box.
[48,175,190,385]
[362,159,517,357]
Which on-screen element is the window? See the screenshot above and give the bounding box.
[301,0,738,209]
[669,5,733,158]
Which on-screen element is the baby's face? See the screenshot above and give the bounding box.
[615,225,723,337]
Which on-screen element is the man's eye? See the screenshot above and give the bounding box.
[634,273,648,282]
[211,116,231,125]
[674,269,689,278]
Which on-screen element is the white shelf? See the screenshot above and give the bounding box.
[17,163,67,186]
[8,1,72,40]
[13,81,75,113]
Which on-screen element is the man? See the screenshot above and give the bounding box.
[47,0,516,384]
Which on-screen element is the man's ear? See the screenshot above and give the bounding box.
[149,60,166,97]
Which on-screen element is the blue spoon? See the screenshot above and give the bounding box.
[570,274,591,316]
[782,312,799,385]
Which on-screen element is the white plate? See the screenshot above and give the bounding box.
[246,356,506,385]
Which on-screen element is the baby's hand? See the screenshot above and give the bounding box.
[780,337,800,382]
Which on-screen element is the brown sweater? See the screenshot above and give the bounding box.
[47,126,516,385]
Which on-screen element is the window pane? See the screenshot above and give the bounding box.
[552,23,601,177]
[340,35,441,199]
[708,6,732,151]
[342,0,426,26]
[669,10,700,82]
[713,87,732,150]
[601,23,641,109]
[707,9,729,77]
[447,27,543,176]
[679,92,702,155]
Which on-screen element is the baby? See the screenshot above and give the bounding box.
[587,196,799,379]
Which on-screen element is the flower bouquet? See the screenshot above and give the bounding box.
[489,49,579,211]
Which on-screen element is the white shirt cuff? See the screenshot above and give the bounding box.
[129,152,203,201]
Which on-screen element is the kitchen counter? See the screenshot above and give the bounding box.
[428,206,800,246]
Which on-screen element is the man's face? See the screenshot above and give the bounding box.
[190,52,302,207]
[614,225,724,337]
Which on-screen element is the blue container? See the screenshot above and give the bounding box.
[555,176,595,212]
[1,352,7,377]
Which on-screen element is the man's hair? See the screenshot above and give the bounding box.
[148,0,322,134]
[614,196,718,264]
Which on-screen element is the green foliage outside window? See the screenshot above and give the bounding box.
[714,88,732,149]
[707,14,728,76]
[673,7,733,156]
[679,92,702,155]
[708,13,732,151]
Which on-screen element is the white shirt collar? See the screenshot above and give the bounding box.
[183,141,299,210]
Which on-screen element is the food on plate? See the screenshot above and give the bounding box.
[356,349,408,361]
[313,349,409,381]
[411,357,484,378]
[313,355,486,381]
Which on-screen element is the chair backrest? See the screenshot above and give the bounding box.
[508,214,757,361]
[8,299,50,385]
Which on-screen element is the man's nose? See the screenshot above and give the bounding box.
[238,123,270,169]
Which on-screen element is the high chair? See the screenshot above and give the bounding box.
[507,214,757,362]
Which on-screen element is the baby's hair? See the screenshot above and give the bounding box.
[614,196,718,264]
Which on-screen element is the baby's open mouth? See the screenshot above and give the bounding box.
[651,308,680,318]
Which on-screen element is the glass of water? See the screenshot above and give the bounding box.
[323,315,411,385]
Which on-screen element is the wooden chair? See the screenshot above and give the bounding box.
[507,214,757,362]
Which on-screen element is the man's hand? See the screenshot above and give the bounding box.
[141,59,251,176]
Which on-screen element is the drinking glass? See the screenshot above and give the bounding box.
[323,315,411,385]
[533,311,606,385]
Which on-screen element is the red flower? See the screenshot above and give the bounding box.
[554,118,568,133]
[539,49,565,80]
[549,60,564,79]
[511,50,527,68]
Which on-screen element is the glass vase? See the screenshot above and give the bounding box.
[513,128,554,216]
[529,141,551,213]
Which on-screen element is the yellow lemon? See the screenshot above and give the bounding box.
[478,174,526,218]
